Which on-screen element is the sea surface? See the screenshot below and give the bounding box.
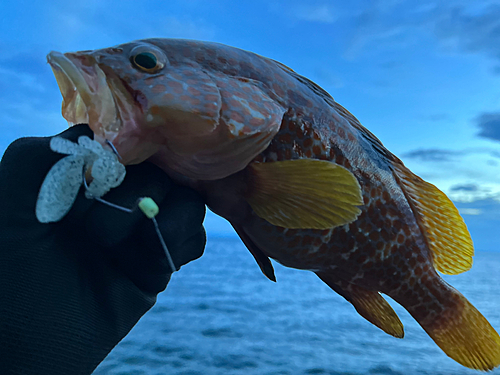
[94,238,500,375]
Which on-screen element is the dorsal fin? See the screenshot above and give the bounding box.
[392,161,473,275]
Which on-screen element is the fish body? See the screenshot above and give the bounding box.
[48,39,500,370]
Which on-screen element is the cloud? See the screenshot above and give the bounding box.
[454,198,500,252]
[448,183,500,204]
[402,148,459,162]
[434,4,500,62]
[293,4,338,24]
[400,146,500,204]
[0,68,46,93]
[451,183,479,192]
[459,208,482,216]
[342,1,500,67]
[475,112,500,142]
[0,49,55,97]
[344,1,436,60]
[403,147,500,162]
[269,2,340,24]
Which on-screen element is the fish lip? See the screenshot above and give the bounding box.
[47,51,123,138]
[47,51,93,106]
[47,51,92,126]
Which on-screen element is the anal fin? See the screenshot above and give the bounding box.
[233,224,276,282]
[317,272,404,338]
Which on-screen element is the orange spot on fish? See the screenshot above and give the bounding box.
[204,94,219,103]
[151,84,167,94]
[167,80,184,94]
[296,128,305,139]
[180,95,192,102]
[204,102,218,113]
[337,127,346,139]
[272,83,285,97]
[228,111,244,124]
[188,87,202,96]
[249,118,266,127]
[163,93,175,101]
[228,99,243,109]
[312,145,322,157]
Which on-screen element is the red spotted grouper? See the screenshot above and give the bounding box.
[47,39,500,370]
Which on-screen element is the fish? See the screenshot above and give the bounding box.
[47,38,500,370]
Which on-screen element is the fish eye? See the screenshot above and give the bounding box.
[133,52,158,71]
[129,44,167,73]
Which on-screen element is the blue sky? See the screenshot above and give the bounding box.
[2,0,500,249]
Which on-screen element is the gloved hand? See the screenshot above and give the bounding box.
[0,124,206,375]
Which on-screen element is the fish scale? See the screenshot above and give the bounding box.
[47,38,500,370]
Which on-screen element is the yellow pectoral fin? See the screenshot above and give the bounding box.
[393,161,474,274]
[245,159,363,229]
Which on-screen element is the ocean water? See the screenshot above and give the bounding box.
[94,238,500,375]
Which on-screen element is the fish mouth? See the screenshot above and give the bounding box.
[47,51,125,137]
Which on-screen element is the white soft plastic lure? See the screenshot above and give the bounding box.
[36,136,126,223]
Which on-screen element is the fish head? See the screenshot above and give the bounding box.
[47,39,285,179]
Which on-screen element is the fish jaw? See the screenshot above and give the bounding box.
[47,51,157,165]
[47,51,120,134]
[47,52,92,126]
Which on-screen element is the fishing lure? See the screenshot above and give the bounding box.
[36,136,177,273]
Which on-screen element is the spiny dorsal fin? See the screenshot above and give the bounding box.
[245,159,363,229]
[392,161,473,275]
[317,272,404,338]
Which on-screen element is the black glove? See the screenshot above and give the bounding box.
[0,124,206,375]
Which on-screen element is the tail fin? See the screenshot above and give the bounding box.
[398,281,500,370]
